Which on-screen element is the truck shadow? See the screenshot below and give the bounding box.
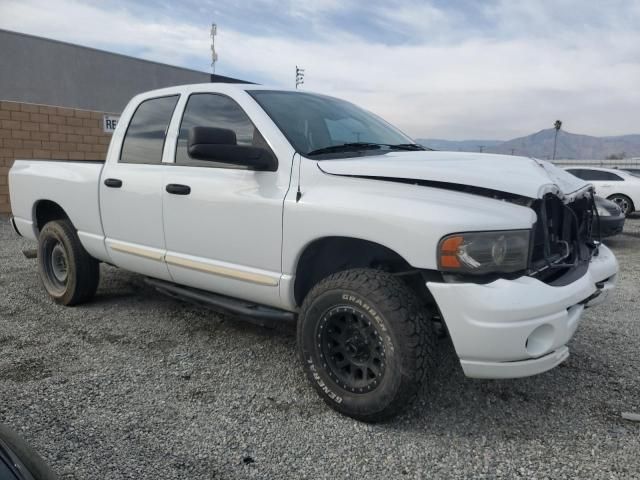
[84,265,637,441]
[395,333,638,439]
[89,266,297,339]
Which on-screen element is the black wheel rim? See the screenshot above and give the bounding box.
[316,306,386,394]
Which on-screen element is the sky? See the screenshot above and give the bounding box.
[1,0,639,140]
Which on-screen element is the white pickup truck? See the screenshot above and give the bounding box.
[9,84,619,421]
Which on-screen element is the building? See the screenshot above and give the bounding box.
[0,29,248,215]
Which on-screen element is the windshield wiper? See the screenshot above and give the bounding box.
[306,142,427,156]
[392,143,428,151]
[306,143,383,156]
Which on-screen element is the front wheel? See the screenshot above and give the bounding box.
[297,269,435,422]
[37,219,100,305]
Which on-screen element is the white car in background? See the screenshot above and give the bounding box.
[565,167,640,215]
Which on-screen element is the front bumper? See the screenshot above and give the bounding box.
[427,244,618,379]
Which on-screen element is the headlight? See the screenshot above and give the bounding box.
[596,205,612,217]
[438,230,530,274]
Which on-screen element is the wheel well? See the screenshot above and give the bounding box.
[293,236,438,307]
[34,200,69,233]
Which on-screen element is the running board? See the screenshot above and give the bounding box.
[145,277,296,324]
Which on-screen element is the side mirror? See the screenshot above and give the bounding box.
[187,126,277,172]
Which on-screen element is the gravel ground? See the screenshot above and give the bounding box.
[1,216,639,479]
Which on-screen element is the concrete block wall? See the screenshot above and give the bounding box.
[0,100,114,214]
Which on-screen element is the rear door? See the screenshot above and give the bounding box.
[100,95,179,280]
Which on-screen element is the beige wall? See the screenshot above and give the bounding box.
[0,100,114,214]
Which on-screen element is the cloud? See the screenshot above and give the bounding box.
[1,0,639,139]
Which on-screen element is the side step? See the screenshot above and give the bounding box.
[145,277,297,324]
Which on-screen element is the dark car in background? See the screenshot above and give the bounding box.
[594,196,625,237]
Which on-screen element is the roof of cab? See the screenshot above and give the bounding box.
[131,83,299,100]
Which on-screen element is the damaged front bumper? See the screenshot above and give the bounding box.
[427,243,618,379]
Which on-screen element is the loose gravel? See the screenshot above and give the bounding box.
[1,216,639,479]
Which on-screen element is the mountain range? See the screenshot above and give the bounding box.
[417,129,640,160]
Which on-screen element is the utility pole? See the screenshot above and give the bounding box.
[552,120,562,160]
[510,148,515,155]
[295,66,305,89]
[478,145,485,153]
[210,24,218,74]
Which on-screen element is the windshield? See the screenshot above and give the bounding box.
[248,90,416,157]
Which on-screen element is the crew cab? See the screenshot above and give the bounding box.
[8,84,619,421]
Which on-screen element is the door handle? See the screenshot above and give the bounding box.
[104,178,123,188]
[166,184,191,195]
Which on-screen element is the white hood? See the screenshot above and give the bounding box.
[317,151,590,201]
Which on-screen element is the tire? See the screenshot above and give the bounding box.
[0,424,58,480]
[607,194,634,216]
[297,268,435,422]
[37,219,99,306]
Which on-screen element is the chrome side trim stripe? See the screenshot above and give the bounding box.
[164,254,279,287]
[108,242,165,261]
[107,241,279,287]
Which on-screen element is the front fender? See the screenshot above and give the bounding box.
[281,162,537,275]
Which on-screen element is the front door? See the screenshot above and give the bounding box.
[100,95,179,280]
[161,93,288,308]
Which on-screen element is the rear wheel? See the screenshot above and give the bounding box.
[37,219,100,305]
[607,194,634,216]
[298,268,435,422]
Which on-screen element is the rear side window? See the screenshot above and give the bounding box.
[567,169,587,179]
[120,95,179,164]
[571,169,623,181]
[175,93,268,167]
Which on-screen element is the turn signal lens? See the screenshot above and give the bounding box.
[439,236,463,268]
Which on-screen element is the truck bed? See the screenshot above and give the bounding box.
[9,159,105,250]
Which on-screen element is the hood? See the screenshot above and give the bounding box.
[317,151,590,201]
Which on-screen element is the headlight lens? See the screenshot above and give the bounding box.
[596,205,612,217]
[438,230,530,274]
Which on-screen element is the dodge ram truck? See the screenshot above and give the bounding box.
[8,84,619,421]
